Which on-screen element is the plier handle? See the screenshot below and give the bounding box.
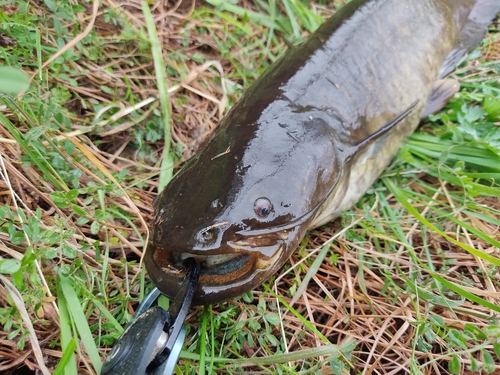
[102,258,199,375]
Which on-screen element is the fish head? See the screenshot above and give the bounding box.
[145,113,342,304]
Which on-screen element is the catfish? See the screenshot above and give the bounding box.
[145,0,500,304]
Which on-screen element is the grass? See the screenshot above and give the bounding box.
[0,1,499,374]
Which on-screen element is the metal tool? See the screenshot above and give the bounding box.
[102,258,199,375]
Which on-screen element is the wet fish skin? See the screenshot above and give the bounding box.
[146,0,500,304]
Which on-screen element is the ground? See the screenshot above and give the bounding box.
[0,1,499,374]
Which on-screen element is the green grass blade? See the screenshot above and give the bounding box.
[141,1,175,191]
[91,298,124,334]
[181,340,356,365]
[206,0,283,31]
[198,304,209,375]
[290,243,331,305]
[0,108,66,191]
[407,134,500,172]
[208,305,215,375]
[281,0,301,39]
[0,67,29,94]
[218,13,254,35]
[383,178,500,266]
[52,339,77,375]
[463,209,500,227]
[263,284,331,344]
[401,273,464,308]
[428,206,500,249]
[59,275,102,373]
[57,287,77,375]
[431,274,500,313]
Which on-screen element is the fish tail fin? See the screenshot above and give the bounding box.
[438,0,499,78]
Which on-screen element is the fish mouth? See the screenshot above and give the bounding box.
[145,235,288,304]
[154,240,284,285]
[177,252,251,275]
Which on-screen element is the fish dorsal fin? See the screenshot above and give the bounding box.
[353,100,419,152]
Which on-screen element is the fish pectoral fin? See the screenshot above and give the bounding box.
[353,100,419,152]
[422,79,460,118]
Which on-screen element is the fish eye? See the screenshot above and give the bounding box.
[254,197,273,218]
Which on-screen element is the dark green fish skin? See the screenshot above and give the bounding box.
[145,0,500,304]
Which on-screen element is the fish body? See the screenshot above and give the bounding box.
[146,0,500,304]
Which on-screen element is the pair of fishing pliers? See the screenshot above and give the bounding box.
[102,258,199,375]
